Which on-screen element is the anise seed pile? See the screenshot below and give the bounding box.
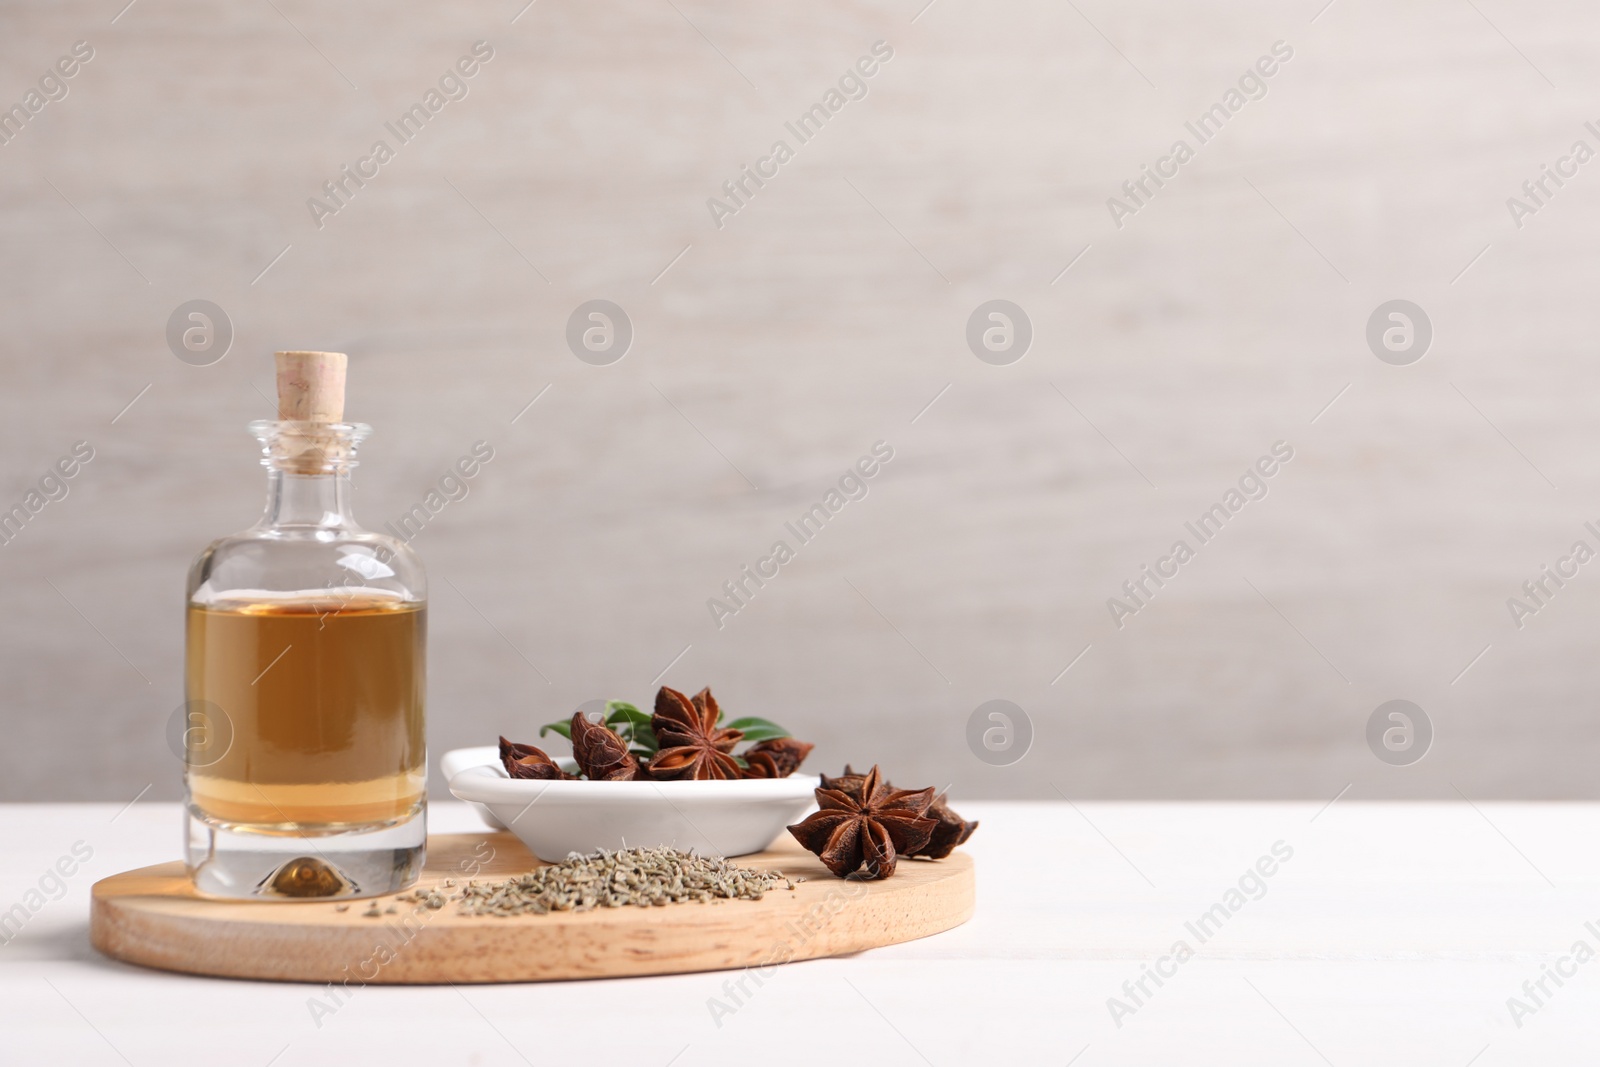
[454,847,793,916]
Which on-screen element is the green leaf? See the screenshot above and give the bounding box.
[603,702,658,754]
[625,723,660,756]
[538,720,572,741]
[604,704,652,730]
[731,754,748,769]
[725,717,790,742]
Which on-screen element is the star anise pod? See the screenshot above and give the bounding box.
[499,736,576,780]
[820,765,870,801]
[911,792,978,859]
[740,737,816,779]
[647,686,744,780]
[787,765,936,879]
[819,766,976,859]
[569,712,643,781]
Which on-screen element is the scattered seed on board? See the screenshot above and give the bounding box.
[454,847,795,918]
[332,850,790,920]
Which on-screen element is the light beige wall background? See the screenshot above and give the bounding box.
[2,0,1596,802]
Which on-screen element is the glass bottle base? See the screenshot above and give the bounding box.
[185,803,426,900]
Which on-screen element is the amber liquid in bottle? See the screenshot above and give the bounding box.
[187,594,425,831]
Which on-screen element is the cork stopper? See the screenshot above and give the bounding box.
[272,351,351,474]
[275,351,347,423]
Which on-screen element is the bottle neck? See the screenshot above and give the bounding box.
[260,468,358,530]
[250,420,370,532]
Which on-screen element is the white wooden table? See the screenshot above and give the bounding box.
[1,801,1593,1065]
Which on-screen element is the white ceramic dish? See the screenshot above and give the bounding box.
[440,746,820,861]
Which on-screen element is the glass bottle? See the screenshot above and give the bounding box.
[183,353,426,899]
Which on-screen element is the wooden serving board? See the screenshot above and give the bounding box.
[90,833,974,983]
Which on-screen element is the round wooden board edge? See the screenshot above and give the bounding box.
[89,844,975,984]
